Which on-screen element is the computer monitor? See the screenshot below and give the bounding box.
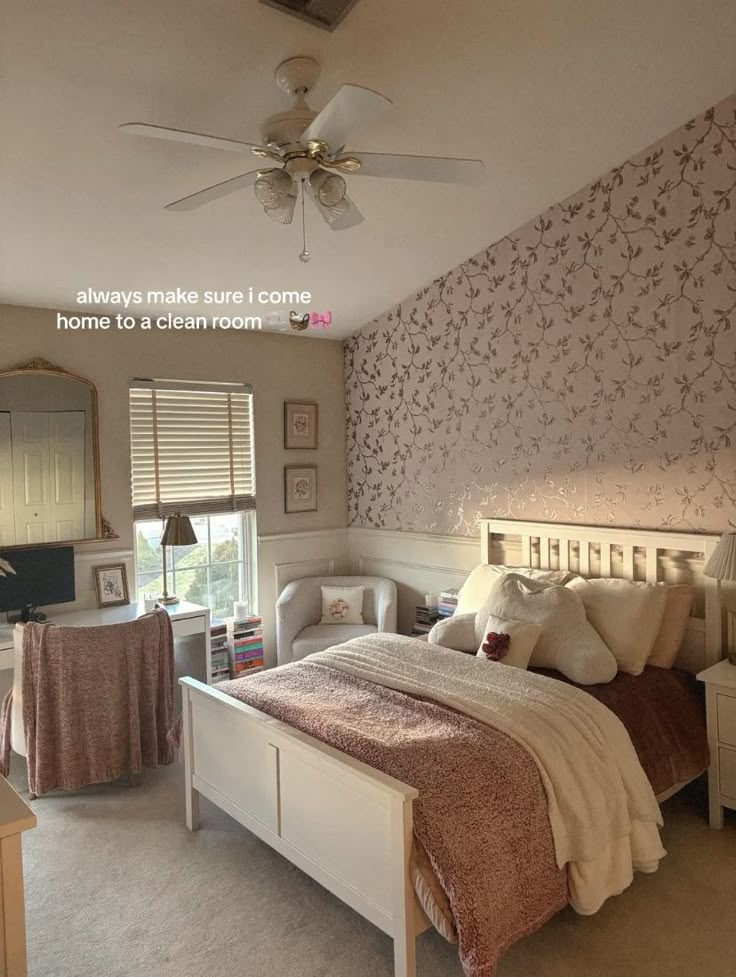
[0,546,76,621]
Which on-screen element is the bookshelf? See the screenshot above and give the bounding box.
[227,614,264,676]
[410,589,458,637]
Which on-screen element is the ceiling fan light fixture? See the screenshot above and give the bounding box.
[263,190,297,224]
[309,168,347,207]
[254,168,293,207]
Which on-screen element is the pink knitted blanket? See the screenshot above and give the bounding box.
[1,610,176,796]
[219,662,567,977]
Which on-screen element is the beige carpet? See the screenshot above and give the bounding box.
[9,756,735,977]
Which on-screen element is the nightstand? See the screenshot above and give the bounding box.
[697,659,736,829]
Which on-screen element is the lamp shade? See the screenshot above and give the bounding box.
[704,532,736,581]
[160,513,197,547]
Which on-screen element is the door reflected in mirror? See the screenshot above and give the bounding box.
[0,360,102,546]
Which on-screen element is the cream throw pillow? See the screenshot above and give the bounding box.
[476,613,542,669]
[647,584,694,668]
[477,573,617,684]
[567,578,667,676]
[320,586,364,625]
[456,564,576,616]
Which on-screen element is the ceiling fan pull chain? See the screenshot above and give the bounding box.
[299,180,311,263]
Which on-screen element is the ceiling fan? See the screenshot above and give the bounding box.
[120,56,484,259]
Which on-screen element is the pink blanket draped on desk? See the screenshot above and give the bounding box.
[0,609,176,796]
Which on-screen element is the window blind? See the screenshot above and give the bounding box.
[129,380,255,520]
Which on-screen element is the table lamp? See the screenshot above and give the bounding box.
[704,531,736,665]
[160,513,197,605]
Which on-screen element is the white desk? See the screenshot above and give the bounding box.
[0,601,212,682]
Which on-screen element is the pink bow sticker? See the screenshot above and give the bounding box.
[310,311,332,329]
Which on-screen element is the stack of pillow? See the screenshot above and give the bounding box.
[428,563,694,685]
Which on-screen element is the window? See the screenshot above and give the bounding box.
[129,380,257,618]
[129,380,255,519]
[134,511,256,620]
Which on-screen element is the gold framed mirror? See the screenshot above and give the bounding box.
[0,357,115,548]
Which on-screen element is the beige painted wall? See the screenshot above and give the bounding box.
[0,305,348,549]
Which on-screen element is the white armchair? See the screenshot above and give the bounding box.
[276,576,398,665]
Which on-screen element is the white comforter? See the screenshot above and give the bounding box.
[310,634,666,915]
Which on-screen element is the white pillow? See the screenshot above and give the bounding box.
[455,564,576,615]
[428,613,478,653]
[478,573,617,684]
[566,578,667,676]
[648,585,694,668]
[476,613,542,669]
[320,586,364,625]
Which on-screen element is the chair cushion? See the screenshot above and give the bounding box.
[292,623,377,660]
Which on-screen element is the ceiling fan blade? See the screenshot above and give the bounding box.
[119,123,267,156]
[303,85,392,152]
[351,152,485,184]
[165,170,262,212]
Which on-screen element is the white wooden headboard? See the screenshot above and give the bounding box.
[479,518,724,672]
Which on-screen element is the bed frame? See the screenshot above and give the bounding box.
[180,519,725,977]
[480,519,724,672]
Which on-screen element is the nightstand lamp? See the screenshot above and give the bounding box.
[159,513,197,605]
[704,531,736,665]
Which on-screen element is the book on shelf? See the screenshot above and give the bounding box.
[226,613,264,675]
[437,589,459,617]
[209,620,233,680]
[415,604,441,624]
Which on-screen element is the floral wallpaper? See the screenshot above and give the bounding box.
[345,95,736,535]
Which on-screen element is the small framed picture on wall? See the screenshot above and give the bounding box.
[284,465,318,513]
[93,563,130,608]
[284,401,318,449]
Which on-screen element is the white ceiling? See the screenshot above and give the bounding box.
[1,0,735,339]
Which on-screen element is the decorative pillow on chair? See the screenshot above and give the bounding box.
[476,613,542,669]
[456,564,576,616]
[477,573,617,684]
[320,586,365,625]
[647,585,694,668]
[566,577,668,675]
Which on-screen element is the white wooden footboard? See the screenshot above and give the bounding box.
[180,677,428,977]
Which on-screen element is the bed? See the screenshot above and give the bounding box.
[179,520,725,977]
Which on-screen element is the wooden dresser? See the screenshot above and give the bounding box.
[0,776,36,977]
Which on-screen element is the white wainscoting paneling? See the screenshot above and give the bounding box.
[258,529,350,668]
[348,528,479,636]
[260,525,735,669]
